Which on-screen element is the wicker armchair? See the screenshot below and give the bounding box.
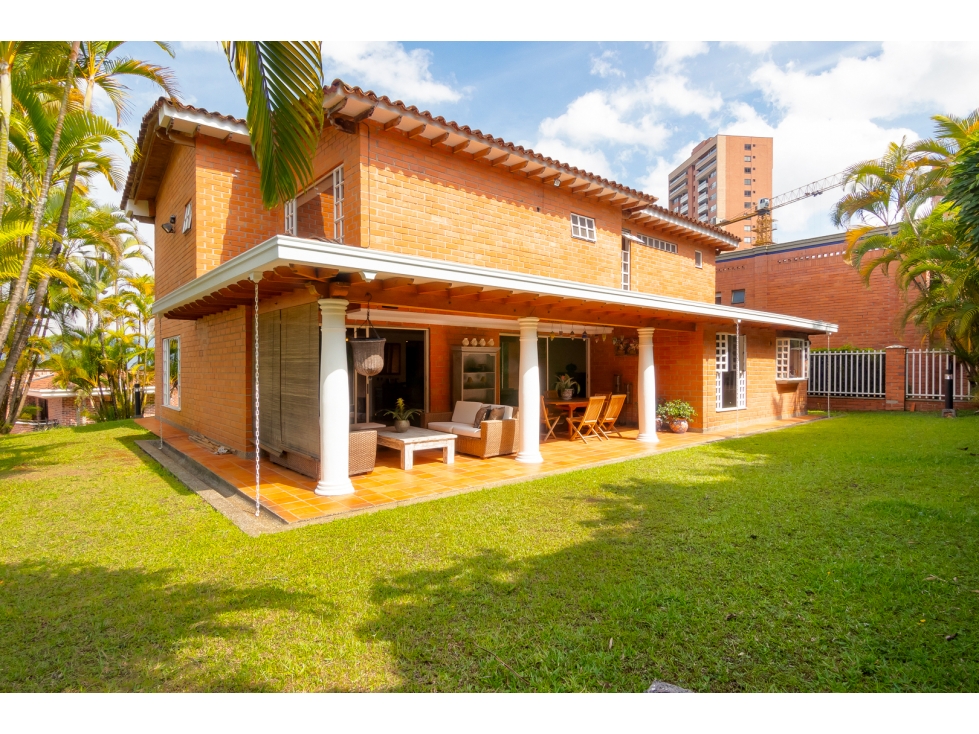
[424,411,518,459]
[268,428,377,478]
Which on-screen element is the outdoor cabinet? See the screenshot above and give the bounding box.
[451,345,500,406]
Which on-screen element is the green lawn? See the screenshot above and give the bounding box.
[1,412,977,692]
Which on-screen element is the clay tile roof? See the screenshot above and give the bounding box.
[326,78,656,205]
[121,97,247,207]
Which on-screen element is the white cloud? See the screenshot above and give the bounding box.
[591,50,624,78]
[724,42,979,240]
[720,41,774,55]
[322,42,461,104]
[533,48,721,178]
[532,138,614,180]
[657,42,709,70]
[178,41,222,54]
[639,141,702,203]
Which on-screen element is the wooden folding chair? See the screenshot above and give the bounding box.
[596,394,627,439]
[569,395,607,443]
[540,396,562,442]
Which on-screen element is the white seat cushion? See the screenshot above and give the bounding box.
[427,421,458,435]
[450,424,482,438]
[451,401,484,424]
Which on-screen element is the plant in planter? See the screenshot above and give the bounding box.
[381,398,421,433]
[657,399,697,434]
[554,374,580,400]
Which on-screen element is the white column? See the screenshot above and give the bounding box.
[315,298,354,495]
[636,327,659,443]
[515,316,543,464]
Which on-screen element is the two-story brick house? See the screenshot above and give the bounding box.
[123,80,835,497]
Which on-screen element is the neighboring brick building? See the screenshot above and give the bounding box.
[122,81,834,497]
[715,231,927,349]
[667,134,773,244]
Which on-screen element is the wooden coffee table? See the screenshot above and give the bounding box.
[376,426,457,470]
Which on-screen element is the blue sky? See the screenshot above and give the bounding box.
[103,41,979,244]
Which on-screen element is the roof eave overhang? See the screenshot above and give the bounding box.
[153,236,838,334]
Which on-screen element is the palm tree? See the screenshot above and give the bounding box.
[221,42,324,209]
[0,41,79,356]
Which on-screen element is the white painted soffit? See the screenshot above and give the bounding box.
[159,102,250,145]
[153,236,839,334]
[351,308,614,334]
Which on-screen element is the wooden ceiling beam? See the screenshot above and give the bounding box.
[382,115,403,131]
[406,124,427,139]
[429,132,450,147]
[505,293,538,304]
[540,173,561,185]
[415,281,452,294]
[490,154,512,167]
[450,140,471,154]
[472,147,493,161]
[446,285,483,299]
[380,276,415,291]
[478,289,513,301]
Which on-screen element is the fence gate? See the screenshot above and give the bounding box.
[808,350,886,398]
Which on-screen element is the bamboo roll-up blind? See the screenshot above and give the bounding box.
[258,310,282,454]
[280,303,321,458]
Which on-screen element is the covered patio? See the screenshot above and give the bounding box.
[154,236,835,501]
[136,414,820,526]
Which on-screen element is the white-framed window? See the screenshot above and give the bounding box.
[744,225,753,231]
[635,233,678,254]
[182,201,193,233]
[744,237,752,244]
[162,336,181,410]
[744,178,752,186]
[776,338,809,380]
[731,289,746,304]
[571,213,596,242]
[620,236,631,290]
[332,166,345,241]
[283,198,296,236]
[695,250,703,268]
[744,155,752,162]
[716,333,746,410]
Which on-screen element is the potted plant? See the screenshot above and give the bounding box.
[382,398,421,433]
[554,374,580,400]
[658,399,697,434]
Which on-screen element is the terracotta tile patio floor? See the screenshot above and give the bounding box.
[136,415,820,525]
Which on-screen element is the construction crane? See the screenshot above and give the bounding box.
[716,170,848,246]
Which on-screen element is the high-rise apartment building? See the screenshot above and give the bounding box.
[667,135,773,246]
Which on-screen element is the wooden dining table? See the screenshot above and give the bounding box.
[548,399,590,439]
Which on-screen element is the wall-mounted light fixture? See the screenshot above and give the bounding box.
[161,215,177,234]
[553,178,561,187]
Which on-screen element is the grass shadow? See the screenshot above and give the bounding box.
[0,559,332,691]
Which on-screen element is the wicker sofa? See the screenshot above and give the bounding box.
[424,401,519,459]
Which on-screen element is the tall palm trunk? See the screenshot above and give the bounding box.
[0,41,79,367]
[0,158,79,408]
[0,53,13,224]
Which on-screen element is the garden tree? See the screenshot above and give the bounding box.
[0,105,130,410]
[0,41,79,356]
[833,114,979,383]
[222,41,324,208]
[946,133,979,257]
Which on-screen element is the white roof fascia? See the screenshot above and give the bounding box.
[638,207,739,249]
[159,102,249,143]
[153,235,838,334]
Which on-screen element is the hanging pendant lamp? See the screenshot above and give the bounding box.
[349,295,386,421]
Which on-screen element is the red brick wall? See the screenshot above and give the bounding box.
[154,144,197,299]
[700,325,808,432]
[716,243,925,349]
[156,308,253,455]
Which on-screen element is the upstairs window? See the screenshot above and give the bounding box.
[744,143,752,150]
[163,336,181,410]
[182,202,193,233]
[744,167,752,173]
[777,338,809,380]
[744,155,752,162]
[571,213,596,242]
[731,289,746,304]
[635,233,677,254]
[620,236,631,290]
[715,292,722,304]
[695,250,703,268]
[332,166,345,241]
[283,198,297,236]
